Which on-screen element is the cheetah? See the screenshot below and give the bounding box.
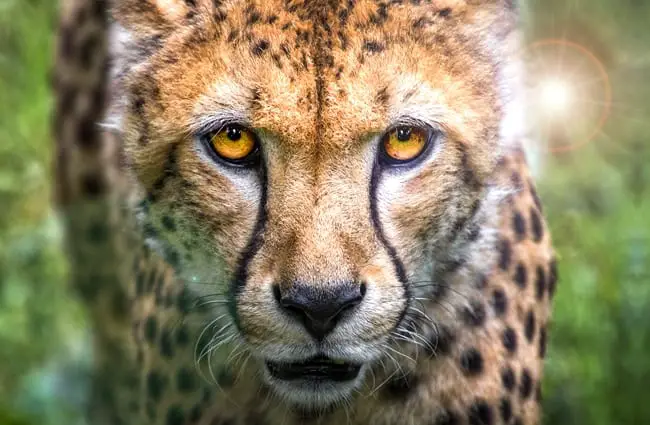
[52,0,557,424]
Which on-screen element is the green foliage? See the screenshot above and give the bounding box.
[0,0,648,424]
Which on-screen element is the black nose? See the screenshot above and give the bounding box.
[274,282,366,340]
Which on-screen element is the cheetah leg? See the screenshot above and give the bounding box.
[52,0,175,422]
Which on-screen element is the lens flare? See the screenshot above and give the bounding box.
[539,78,573,114]
[525,39,612,154]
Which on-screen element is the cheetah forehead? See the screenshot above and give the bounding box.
[107,0,524,151]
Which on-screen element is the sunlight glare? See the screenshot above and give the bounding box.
[539,78,573,114]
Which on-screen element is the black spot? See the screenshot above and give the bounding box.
[177,368,198,393]
[498,238,512,271]
[147,401,156,421]
[511,170,523,188]
[227,29,239,43]
[166,405,185,425]
[164,292,175,308]
[476,274,488,290]
[435,409,459,425]
[427,325,456,357]
[502,327,518,354]
[535,265,546,300]
[460,348,484,376]
[177,287,193,314]
[514,263,528,289]
[459,146,480,188]
[111,290,129,318]
[144,316,157,342]
[548,258,558,298]
[147,371,166,402]
[500,398,512,422]
[78,273,103,301]
[143,222,158,240]
[217,368,235,388]
[539,326,547,358]
[524,310,536,342]
[177,324,190,346]
[461,300,486,327]
[520,368,533,399]
[79,34,99,70]
[492,289,508,316]
[412,16,431,29]
[363,40,385,53]
[160,329,175,358]
[195,329,212,361]
[189,404,203,423]
[166,249,181,270]
[81,173,105,197]
[213,5,227,22]
[145,267,158,293]
[376,86,389,106]
[251,39,269,56]
[530,182,543,211]
[501,366,516,392]
[162,215,177,232]
[467,224,481,241]
[86,221,109,244]
[136,270,147,296]
[77,118,99,148]
[468,400,493,425]
[530,207,544,242]
[512,211,526,240]
[246,11,261,25]
[384,373,419,398]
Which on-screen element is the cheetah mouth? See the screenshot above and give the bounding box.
[265,355,362,382]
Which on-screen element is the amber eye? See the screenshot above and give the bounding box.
[207,125,259,164]
[381,126,430,164]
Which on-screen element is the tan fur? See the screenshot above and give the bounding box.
[54,0,556,424]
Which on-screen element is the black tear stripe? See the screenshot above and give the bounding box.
[369,159,410,328]
[229,163,268,328]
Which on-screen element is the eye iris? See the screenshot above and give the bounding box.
[384,126,427,162]
[210,126,256,161]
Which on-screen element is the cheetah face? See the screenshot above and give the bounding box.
[109,0,520,410]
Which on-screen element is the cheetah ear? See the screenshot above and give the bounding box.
[110,0,213,36]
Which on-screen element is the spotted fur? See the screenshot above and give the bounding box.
[54,0,556,424]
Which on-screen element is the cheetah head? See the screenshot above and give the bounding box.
[108,0,522,411]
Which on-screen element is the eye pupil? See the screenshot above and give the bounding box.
[396,127,412,142]
[226,126,242,141]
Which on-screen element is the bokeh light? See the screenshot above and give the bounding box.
[526,39,612,153]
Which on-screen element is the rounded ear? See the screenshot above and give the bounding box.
[110,0,211,35]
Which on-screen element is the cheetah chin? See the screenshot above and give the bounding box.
[263,355,367,409]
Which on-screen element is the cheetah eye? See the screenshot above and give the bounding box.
[380,126,434,165]
[203,124,260,166]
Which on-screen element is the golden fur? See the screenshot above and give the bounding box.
[53,0,556,424]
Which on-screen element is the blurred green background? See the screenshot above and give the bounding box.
[0,0,648,424]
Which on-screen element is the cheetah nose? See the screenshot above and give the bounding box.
[274,282,367,341]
